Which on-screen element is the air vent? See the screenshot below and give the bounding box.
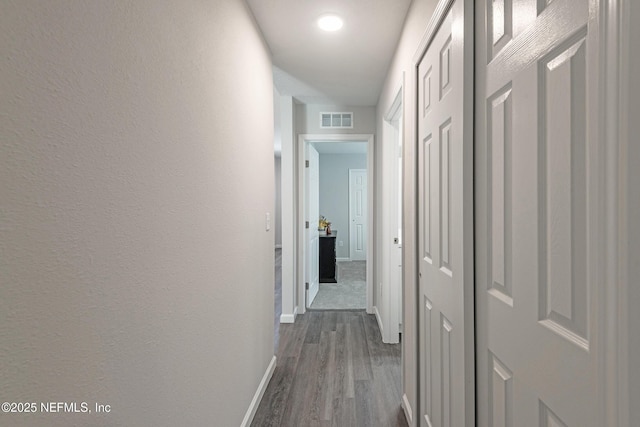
[320,112,353,129]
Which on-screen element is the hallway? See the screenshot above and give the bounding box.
[2,1,636,426]
[252,310,407,427]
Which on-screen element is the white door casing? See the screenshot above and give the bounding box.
[305,144,320,307]
[349,169,367,261]
[475,0,605,425]
[380,85,404,344]
[297,134,375,315]
[394,138,403,333]
[416,0,475,426]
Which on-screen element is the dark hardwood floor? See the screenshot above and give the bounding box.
[252,310,408,427]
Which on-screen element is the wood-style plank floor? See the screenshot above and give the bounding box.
[252,310,408,427]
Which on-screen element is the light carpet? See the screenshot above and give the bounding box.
[309,261,366,310]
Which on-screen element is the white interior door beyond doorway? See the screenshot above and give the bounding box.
[415,0,475,426]
[297,134,374,315]
[305,144,320,306]
[349,169,367,261]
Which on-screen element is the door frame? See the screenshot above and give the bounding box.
[600,0,633,424]
[297,133,375,315]
[378,83,404,344]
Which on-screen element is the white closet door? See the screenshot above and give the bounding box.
[417,1,474,425]
[475,0,603,425]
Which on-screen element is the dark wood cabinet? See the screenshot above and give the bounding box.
[319,231,337,283]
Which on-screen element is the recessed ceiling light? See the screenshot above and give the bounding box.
[317,14,343,32]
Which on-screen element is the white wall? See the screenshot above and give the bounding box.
[0,1,274,426]
[319,153,367,259]
[275,156,282,247]
[296,104,376,134]
[375,1,438,424]
[274,86,282,155]
[274,88,283,250]
[279,95,298,323]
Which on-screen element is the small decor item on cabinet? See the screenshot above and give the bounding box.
[319,215,330,231]
[326,222,332,235]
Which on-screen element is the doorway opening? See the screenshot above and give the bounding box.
[297,134,374,314]
[311,153,367,310]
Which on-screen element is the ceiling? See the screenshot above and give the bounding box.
[246,0,413,106]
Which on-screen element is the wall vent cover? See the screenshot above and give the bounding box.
[320,112,353,129]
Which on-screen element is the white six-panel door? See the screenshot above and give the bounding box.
[306,144,320,306]
[475,0,602,425]
[349,169,367,261]
[417,1,474,425]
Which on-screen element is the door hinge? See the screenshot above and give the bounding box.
[305,221,309,229]
[305,160,309,168]
[305,282,309,290]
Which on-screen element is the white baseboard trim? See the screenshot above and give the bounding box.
[240,355,277,427]
[374,306,384,340]
[401,393,413,426]
[279,306,297,324]
[336,257,351,262]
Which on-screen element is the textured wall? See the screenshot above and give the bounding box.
[0,1,274,425]
[319,154,367,259]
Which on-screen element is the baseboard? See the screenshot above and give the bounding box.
[336,257,350,262]
[240,355,277,427]
[401,393,413,426]
[279,306,297,324]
